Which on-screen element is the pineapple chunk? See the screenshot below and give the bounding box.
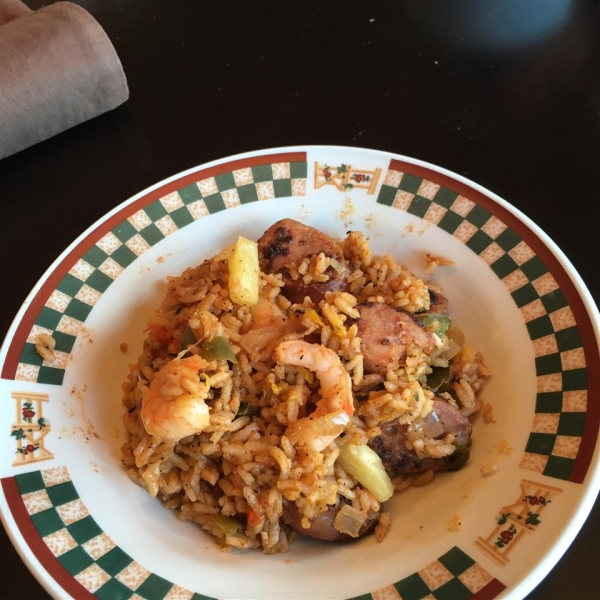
[228,236,259,307]
[338,442,394,502]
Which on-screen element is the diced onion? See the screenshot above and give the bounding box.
[422,410,444,439]
[240,326,281,354]
[333,504,368,537]
[448,325,465,346]
[439,338,461,360]
[329,258,346,274]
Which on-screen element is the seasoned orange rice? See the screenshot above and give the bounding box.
[121,225,490,553]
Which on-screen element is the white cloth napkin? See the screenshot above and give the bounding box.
[0,1,129,159]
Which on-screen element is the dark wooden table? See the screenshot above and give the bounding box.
[1,1,599,598]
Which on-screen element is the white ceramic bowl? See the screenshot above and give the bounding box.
[1,146,599,600]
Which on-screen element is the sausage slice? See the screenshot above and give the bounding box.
[357,302,435,374]
[257,219,349,303]
[427,290,449,315]
[282,501,377,542]
[367,399,472,476]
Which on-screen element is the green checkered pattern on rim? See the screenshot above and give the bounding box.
[347,546,502,600]
[15,468,215,600]
[18,467,502,600]
[378,169,587,481]
[16,161,308,386]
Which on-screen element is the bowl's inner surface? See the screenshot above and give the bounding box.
[54,197,534,598]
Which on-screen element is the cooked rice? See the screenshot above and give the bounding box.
[482,403,495,424]
[481,463,499,476]
[35,332,56,362]
[425,252,455,274]
[374,511,391,542]
[121,226,490,553]
[448,515,463,531]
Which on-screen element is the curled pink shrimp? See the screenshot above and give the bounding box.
[274,340,354,452]
[141,355,211,442]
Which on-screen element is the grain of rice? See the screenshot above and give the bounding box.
[321,303,348,339]
[169,453,190,471]
[270,446,292,474]
[344,231,372,268]
[481,463,499,476]
[425,252,455,275]
[411,469,435,487]
[375,511,391,542]
[141,462,161,497]
[333,292,360,319]
[453,378,477,416]
[482,403,495,423]
[165,496,183,509]
[226,534,254,549]
[393,476,413,492]
[346,268,364,283]
[315,252,328,276]
[425,443,456,458]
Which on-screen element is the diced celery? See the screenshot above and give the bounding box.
[213,514,243,536]
[418,314,451,336]
[337,442,394,502]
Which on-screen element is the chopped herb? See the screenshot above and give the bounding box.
[213,514,243,536]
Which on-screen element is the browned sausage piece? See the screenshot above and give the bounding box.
[427,290,449,315]
[282,501,377,542]
[432,399,472,446]
[367,399,472,476]
[356,302,435,374]
[257,218,349,303]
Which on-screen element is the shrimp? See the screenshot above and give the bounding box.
[141,355,211,442]
[273,340,354,452]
